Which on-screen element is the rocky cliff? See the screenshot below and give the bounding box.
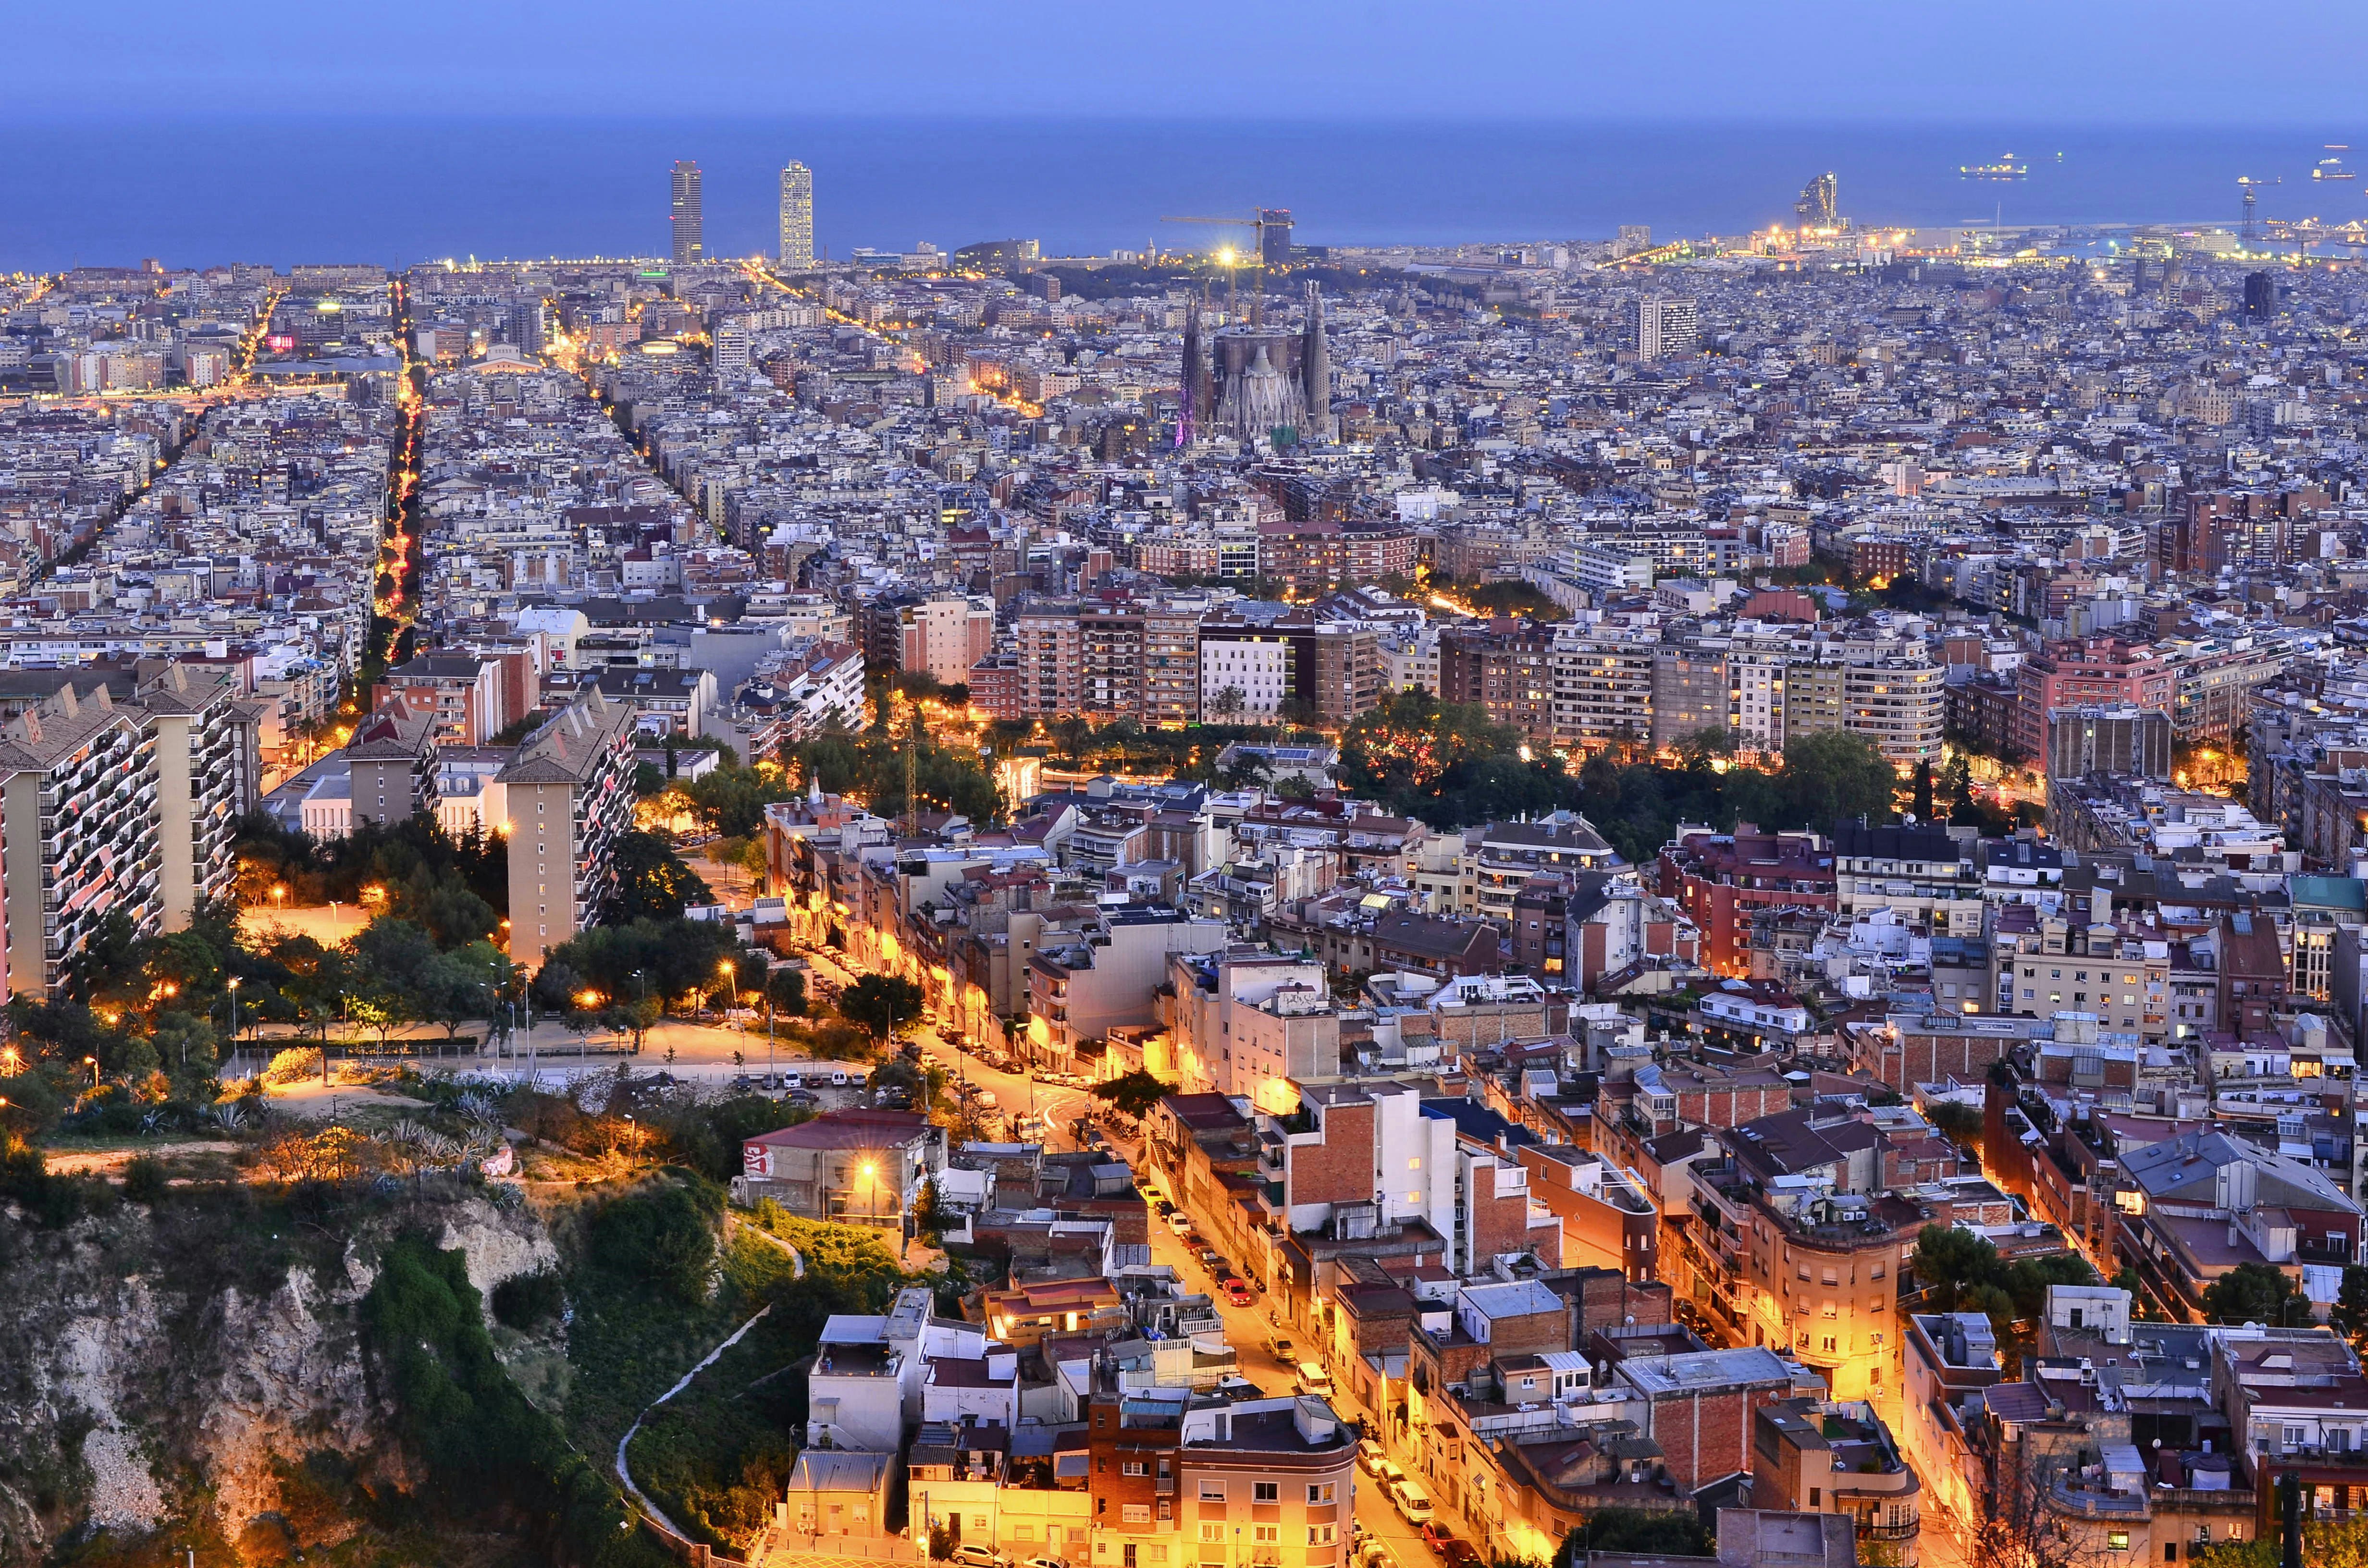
[0,1183,559,1561]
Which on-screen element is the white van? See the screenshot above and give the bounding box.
[1390,1481,1431,1524]
[1294,1362,1333,1397]
[829,1069,849,1087]
[976,1089,999,1109]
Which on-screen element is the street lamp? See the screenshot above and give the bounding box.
[84,1055,99,1088]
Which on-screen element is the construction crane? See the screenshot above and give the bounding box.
[1161,212,1291,320]
[2238,176,2281,244]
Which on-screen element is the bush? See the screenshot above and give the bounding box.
[492,1268,567,1330]
[263,1046,323,1086]
[122,1155,169,1203]
[590,1181,720,1303]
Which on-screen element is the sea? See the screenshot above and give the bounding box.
[4,116,2366,272]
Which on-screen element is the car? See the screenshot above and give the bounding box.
[1438,1540,1484,1568]
[847,1070,868,1088]
[783,1090,821,1106]
[1181,1232,1204,1250]
[1020,1557,1070,1568]
[1155,1200,1176,1216]
[1166,1213,1192,1234]
[1294,1361,1333,1397]
[1271,1336,1298,1364]
[1377,1460,1406,1491]
[829,1069,849,1087]
[1196,1247,1221,1267]
[976,1089,999,1109]
[1391,1482,1432,1525]
[1356,1437,1384,1473]
[781,1073,804,1089]
[950,1548,1009,1568]
[1226,1282,1254,1307]
[1418,1524,1453,1550]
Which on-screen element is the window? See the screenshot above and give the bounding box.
[2109,1533,2131,1552]
[1200,1484,1226,1502]
[1308,1483,1334,1504]
[1202,1526,1226,1544]
[2168,1547,2180,1563]
[1822,1336,1838,1352]
[1255,1528,1279,1545]
[1309,1527,1336,1546]
[1124,1507,1150,1527]
[1408,1157,1422,1170]
[974,1516,989,1531]
[1124,1461,1147,1478]
[1254,1483,1278,1503]
[1158,1503,1172,1522]
[1809,1488,1821,1507]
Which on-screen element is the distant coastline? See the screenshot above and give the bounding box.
[2,114,2361,271]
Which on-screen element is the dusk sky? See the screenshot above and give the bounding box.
[23,0,2368,122]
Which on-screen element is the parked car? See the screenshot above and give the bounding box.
[783,1090,821,1106]
[1155,1200,1176,1217]
[1271,1336,1298,1365]
[1021,1557,1069,1568]
[1377,1460,1406,1491]
[1294,1362,1333,1397]
[1225,1281,1254,1307]
[1438,1539,1484,1568]
[950,1547,1009,1568]
[1166,1213,1192,1234]
[781,1073,803,1089]
[1391,1482,1431,1525]
[976,1089,999,1109]
[1418,1524,1454,1550]
[1356,1437,1384,1473]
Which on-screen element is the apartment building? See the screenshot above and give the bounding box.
[1749,1397,1922,1565]
[345,703,440,828]
[0,682,162,1001]
[1828,821,1981,936]
[378,651,506,746]
[1844,656,1946,766]
[2015,637,2173,764]
[1440,618,1555,747]
[1024,906,1229,1066]
[1658,826,1836,976]
[895,594,997,686]
[497,688,638,967]
[1548,624,1656,753]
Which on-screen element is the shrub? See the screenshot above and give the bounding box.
[492,1268,567,1330]
[122,1155,169,1203]
[263,1047,324,1086]
[589,1181,719,1303]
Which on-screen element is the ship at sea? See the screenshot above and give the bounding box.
[1961,154,2029,181]
[2314,146,2356,182]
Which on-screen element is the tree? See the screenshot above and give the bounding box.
[838,974,925,1041]
[1780,730,1898,829]
[1674,727,1739,769]
[1093,1069,1176,1120]
[1912,759,1935,821]
[611,831,713,923]
[2203,1261,2307,1326]
[1552,1508,1711,1567]
[2335,1265,2368,1357]
[765,968,808,1020]
[1928,1101,1983,1155]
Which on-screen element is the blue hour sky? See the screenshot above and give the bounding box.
[17,0,2368,123]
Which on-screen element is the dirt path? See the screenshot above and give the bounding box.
[42,1140,237,1175]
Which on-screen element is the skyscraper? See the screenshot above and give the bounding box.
[779,161,814,270]
[670,160,703,265]
[1258,208,1294,269]
[1635,294,1700,361]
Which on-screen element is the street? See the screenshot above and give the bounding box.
[1133,1185,1449,1568]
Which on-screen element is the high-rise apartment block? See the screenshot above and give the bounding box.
[1635,294,1700,360]
[497,689,638,968]
[779,161,814,270]
[670,160,704,266]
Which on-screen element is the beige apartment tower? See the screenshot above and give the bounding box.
[779,161,814,270]
[497,690,639,969]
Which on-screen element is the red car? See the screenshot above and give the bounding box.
[1418,1524,1455,1550]
[1438,1542,1484,1568]
[1225,1281,1255,1307]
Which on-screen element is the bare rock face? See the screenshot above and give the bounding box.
[0,1188,555,1558]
